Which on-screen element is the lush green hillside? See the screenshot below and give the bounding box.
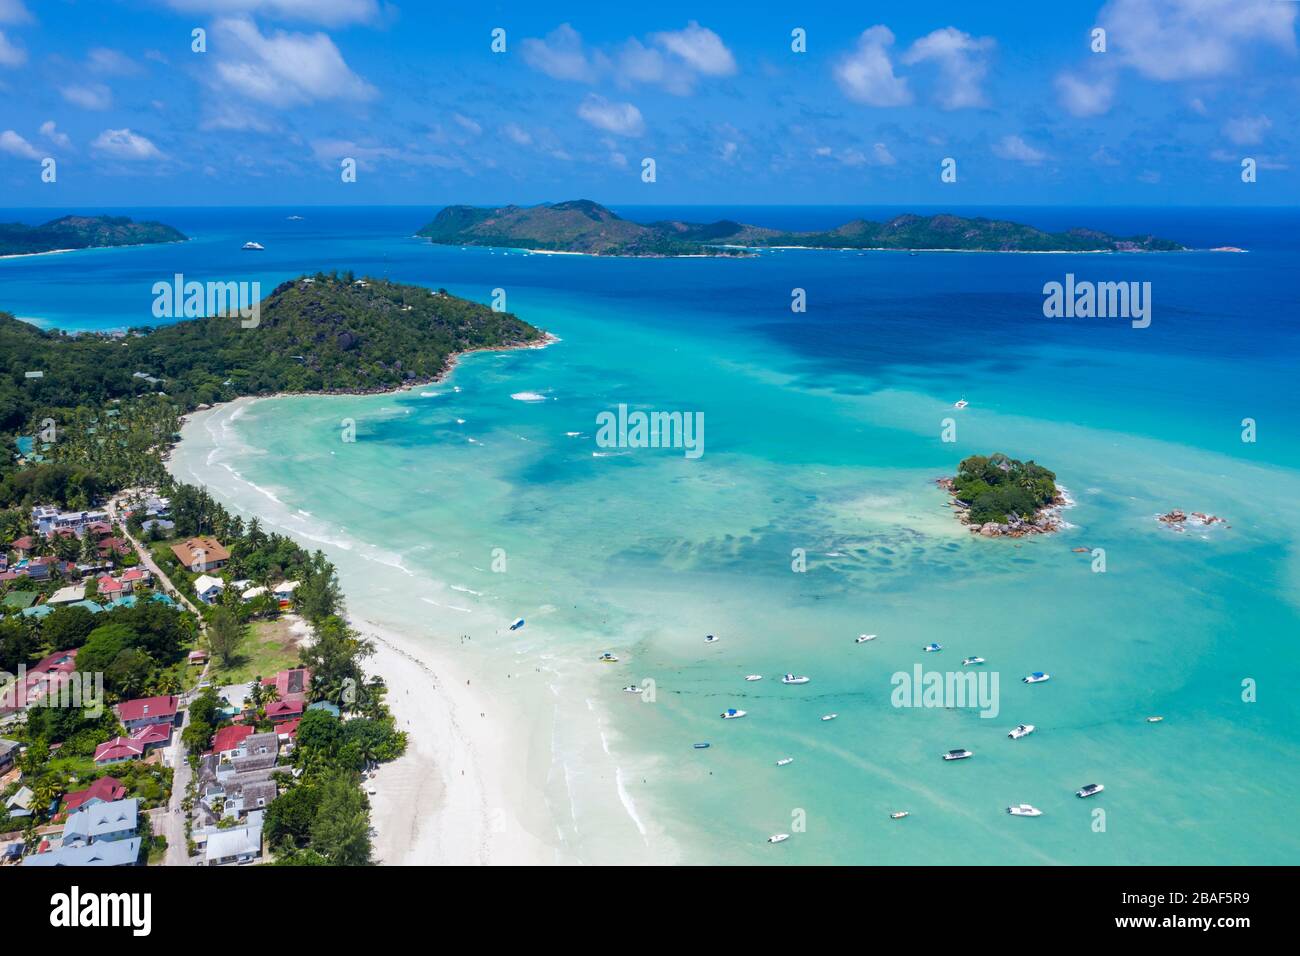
[0,273,544,504]
[0,215,187,256]
[417,200,1186,255]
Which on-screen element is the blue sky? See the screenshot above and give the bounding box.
[0,0,1297,208]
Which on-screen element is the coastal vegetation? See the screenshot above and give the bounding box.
[941,453,1063,535]
[0,215,187,257]
[417,200,1186,256]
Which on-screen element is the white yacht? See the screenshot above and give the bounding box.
[1008,723,1035,739]
[820,713,838,721]
[767,833,790,844]
[1076,783,1105,798]
[855,633,877,643]
[1146,716,1164,723]
[1007,804,1043,817]
[744,674,764,682]
[890,811,910,820]
[923,642,943,653]
[942,748,973,761]
[781,674,811,685]
[776,757,794,767]
[1022,671,1051,684]
[241,241,265,250]
[962,656,986,666]
[720,708,747,719]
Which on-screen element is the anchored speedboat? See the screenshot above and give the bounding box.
[856,633,877,643]
[776,757,794,767]
[622,685,642,694]
[1008,723,1035,739]
[820,713,838,721]
[241,241,265,250]
[1076,783,1105,798]
[720,708,747,719]
[1022,671,1051,684]
[1007,804,1042,817]
[942,748,973,761]
[924,642,943,653]
[598,652,619,663]
[781,674,811,685]
[962,656,986,666]
[745,674,763,682]
[890,811,910,820]
[768,833,790,844]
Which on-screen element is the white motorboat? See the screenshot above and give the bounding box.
[1076,783,1104,798]
[744,674,764,682]
[942,748,973,761]
[508,617,525,631]
[820,713,838,721]
[704,634,719,643]
[241,241,265,250]
[954,398,968,409]
[768,833,790,844]
[1022,671,1051,684]
[597,652,619,663]
[1007,804,1042,817]
[855,633,877,643]
[890,811,909,820]
[776,757,794,767]
[1008,723,1035,739]
[923,642,943,653]
[622,685,642,694]
[962,656,985,666]
[1146,716,1164,723]
[720,708,747,719]
[781,674,811,685]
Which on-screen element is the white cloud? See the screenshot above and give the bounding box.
[1222,114,1271,144]
[576,94,644,136]
[522,22,736,95]
[872,142,896,165]
[211,17,377,107]
[501,123,532,146]
[0,129,39,159]
[61,83,113,110]
[0,1,32,25]
[39,120,71,148]
[834,26,912,106]
[1100,0,1297,81]
[453,114,482,137]
[161,0,380,27]
[521,24,597,82]
[88,47,142,75]
[901,27,995,109]
[650,21,736,76]
[92,128,163,160]
[993,134,1048,164]
[0,29,25,66]
[1055,71,1115,117]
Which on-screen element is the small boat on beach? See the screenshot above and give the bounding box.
[721,708,747,719]
[598,652,619,663]
[1008,723,1035,739]
[768,833,790,844]
[1076,783,1105,798]
[776,757,794,766]
[1007,804,1042,817]
[962,656,985,666]
[781,674,810,685]
[241,241,265,250]
[924,642,943,653]
[1023,672,1051,684]
[942,749,973,761]
[508,617,525,631]
[856,633,877,643]
[745,674,763,682]
[890,811,910,819]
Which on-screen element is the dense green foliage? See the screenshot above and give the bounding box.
[418,200,1186,256]
[0,215,186,257]
[951,453,1059,524]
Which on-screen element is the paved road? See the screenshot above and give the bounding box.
[108,492,206,865]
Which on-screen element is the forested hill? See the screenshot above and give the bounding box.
[0,215,187,256]
[416,200,1186,256]
[0,273,545,432]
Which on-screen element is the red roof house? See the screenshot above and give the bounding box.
[116,695,179,730]
[93,724,171,765]
[264,699,304,723]
[62,776,128,813]
[262,667,313,703]
[210,723,256,757]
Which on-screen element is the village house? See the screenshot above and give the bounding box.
[170,536,231,573]
[0,737,20,774]
[116,695,179,732]
[264,667,313,703]
[93,724,171,765]
[21,838,141,866]
[31,505,110,538]
[61,797,139,848]
[194,574,225,604]
[201,809,264,866]
[60,776,127,814]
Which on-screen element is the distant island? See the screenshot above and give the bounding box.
[0,215,188,257]
[937,453,1066,537]
[416,200,1186,257]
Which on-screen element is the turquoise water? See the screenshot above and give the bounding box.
[10,206,1299,864]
